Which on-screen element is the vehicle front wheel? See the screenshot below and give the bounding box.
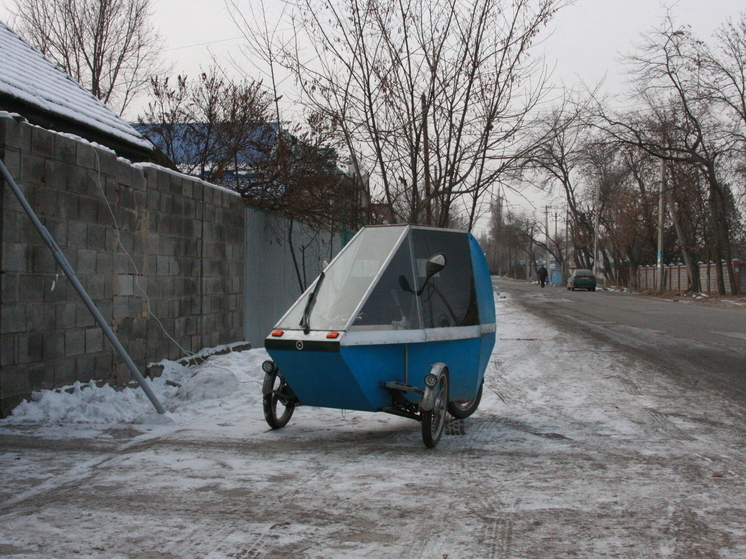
[262,370,296,429]
[422,368,449,448]
[447,381,483,419]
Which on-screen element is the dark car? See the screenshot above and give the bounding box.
[567,269,596,291]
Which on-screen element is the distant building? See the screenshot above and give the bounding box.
[133,121,279,182]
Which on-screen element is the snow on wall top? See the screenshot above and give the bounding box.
[0,21,153,152]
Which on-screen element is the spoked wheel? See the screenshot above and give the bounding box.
[447,381,483,419]
[262,369,296,429]
[422,368,449,449]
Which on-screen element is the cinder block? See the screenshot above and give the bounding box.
[96,299,113,322]
[56,302,77,329]
[43,331,65,360]
[86,224,107,250]
[75,303,96,328]
[28,363,53,391]
[34,186,60,219]
[76,142,96,170]
[26,303,56,331]
[55,134,78,164]
[57,191,80,221]
[1,272,18,303]
[95,251,113,274]
[0,335,17,367]
[0,304,27,334]
[115,274,135,296]
[113,296,132,319]
[65,328,86,356]
[0,364,30,397]
[86,275,106,300]
[32,244,56,274]
[96,149,118,177]
[43,277,69,303]
[94,353,114,380]
[55,359,76,387]
[85,327,104,353]
[20,153,46,187]
[31,126,54,157]
[75,354,96,381]
[77,249,97,274]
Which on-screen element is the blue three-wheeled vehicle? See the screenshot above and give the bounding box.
[262,225,496,448]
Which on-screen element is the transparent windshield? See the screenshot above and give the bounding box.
[350,236,421,331]
[275,226,408,332]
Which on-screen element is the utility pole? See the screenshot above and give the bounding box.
[657,160,666,293]
[544,206,548,259]
[421,93,432,225]
[593,179,601,283]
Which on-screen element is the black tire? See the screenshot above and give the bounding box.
[262,370,296,429]
[447,381,483,419]
[422,368,449,448]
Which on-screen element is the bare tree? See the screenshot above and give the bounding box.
[592,16,741,294]
[11,0,165,115]
[138,66,275,182]
[230,0,567,230]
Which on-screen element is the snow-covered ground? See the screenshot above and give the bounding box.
[1,287,745,558]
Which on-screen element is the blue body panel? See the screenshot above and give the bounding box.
[267,334,492,411]
[469,233,497,388]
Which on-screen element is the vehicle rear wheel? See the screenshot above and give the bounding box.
[422,368,449,448]
[447,381,483,419]
[263,370,296,429]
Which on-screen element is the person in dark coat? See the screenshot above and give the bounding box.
[537,265,548,288]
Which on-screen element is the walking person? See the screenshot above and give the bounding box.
[537,265,548,288]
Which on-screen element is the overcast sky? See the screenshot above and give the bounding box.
[3,0,743,117]
[147,0,745,99]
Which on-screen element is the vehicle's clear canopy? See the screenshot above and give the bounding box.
[276,226,408,332]
[274,226,479,332]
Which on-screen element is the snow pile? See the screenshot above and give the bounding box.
[1,346,270,425]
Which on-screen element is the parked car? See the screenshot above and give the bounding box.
[567,269,596,291]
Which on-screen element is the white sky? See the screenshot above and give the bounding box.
[149,0,744,111]
[2,0,743,117]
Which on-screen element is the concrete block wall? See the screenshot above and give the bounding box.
[0,115,245,415]
[636,260,744,294]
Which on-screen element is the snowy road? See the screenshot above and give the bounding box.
[2,286,746,558]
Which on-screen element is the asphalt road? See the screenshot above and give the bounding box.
[497,279,746,400]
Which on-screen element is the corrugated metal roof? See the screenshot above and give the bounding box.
[0,21,153,152]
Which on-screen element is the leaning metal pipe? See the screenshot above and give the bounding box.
[0,156,166,414]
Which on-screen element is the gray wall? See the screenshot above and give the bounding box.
[244,210,341,347]
[0,115,245,415]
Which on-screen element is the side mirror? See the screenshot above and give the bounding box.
[400,253,447,296]
[425,253,446,279]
